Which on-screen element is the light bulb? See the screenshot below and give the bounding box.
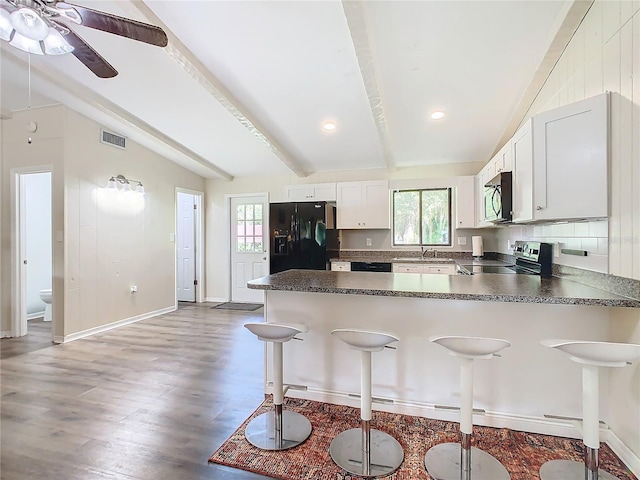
[430,111,445,120]
[135,184,145,195]
[9,32,44,54]
[106,177,117,190]
[10,8,48,41]
[43,27,73,55]
[0,9,13,41]
[322,121,337,132]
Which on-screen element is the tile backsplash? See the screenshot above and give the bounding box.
[496,220,608,273]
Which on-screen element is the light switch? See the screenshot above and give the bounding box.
[366,238,372,246]
[169,233,176,242]
[457,237,467,245]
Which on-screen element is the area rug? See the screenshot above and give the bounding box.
[212,302,263,311]
[209,396,637,480]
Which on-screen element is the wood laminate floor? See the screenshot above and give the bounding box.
[0,303,274,480]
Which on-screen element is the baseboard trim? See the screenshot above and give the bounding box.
[0,330,12,338]
[278,388,639,477]
[53,305,177,344]
[27,311,44,320]
[606,430,640,478]
[205,296,227,303]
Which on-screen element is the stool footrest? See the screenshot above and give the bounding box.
[348,393,395,405]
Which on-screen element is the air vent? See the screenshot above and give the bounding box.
[100,129,127,150]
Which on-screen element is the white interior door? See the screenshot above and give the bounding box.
[177,192,196,302]
[230,195,268,303]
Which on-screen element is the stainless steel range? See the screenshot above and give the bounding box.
[459,241,553,277]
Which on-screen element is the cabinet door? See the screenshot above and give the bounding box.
[285,185,313,201]
[312,183,337,202]
[336,182,362,229]
[331,262,350,271]
[360,181,390,229]
[393,264,421,273]
[455,176,476,228]
[533,93,608,220]
[512,120,534,223]
[425,265,456,274]
[496,140,513,173]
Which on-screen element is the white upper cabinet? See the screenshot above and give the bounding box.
[513,93,609,222]
[336,180,390,229]
[455,176,476,228]
[512,119,534,222]
[284,183,336,202]
[488,139,513,178]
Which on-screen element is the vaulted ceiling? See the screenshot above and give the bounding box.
[0,0,589,180]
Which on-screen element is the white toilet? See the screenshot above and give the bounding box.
[39,289,52,322]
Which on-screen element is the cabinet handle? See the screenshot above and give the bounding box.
[536,206,543,210]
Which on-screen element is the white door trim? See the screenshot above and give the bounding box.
[225,192,270,302]
[11,165,53,339]
[175,187,204,304]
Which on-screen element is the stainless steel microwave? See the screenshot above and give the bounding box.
[484,172,512,223]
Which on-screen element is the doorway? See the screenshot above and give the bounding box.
[176,189,204,303]
[228,194,268,303]
[11,168,52,339]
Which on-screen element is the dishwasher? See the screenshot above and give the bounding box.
[350,261,392,273]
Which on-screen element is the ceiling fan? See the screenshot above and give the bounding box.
[0,0,168,78]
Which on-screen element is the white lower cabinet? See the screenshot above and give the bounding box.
[393,263,456,274]
[330,261,351,272]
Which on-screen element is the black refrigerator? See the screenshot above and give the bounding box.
[269,201,339,274]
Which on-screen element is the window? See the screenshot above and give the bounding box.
[393,188,451,246]
[236,203,263,252]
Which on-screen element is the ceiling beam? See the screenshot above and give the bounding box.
[341,0,395,171]
[493,0,594,155]
[3,50,234,181]
[131,0,309,178]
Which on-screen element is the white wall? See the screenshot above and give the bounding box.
[1,105,205,340]
[24,172,52,315]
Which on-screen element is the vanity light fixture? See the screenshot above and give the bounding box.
[430,111,445,120]
[106,174,145,195]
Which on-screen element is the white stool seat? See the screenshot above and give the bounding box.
[331,328,399,351]
[244,322,307,342]
[430,335,511,359]
[541,339,640,367]
[540,338,640,480]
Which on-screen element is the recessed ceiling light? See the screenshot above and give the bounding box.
[430,111,445,120]
[322,121,337,132]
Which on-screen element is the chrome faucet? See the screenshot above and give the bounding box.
[421,247,437,258]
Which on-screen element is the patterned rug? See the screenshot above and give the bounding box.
[209,397,637,480]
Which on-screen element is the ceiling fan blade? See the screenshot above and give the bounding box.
[58,24,118,78]
[56,2,168,47]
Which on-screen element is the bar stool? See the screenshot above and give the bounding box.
[243,322,312,450]
[425,335,511,480]
[539,339,640,480]
[329,328,404,478]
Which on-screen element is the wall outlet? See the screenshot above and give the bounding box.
[457,236,467,245]
[169,233,176,242]
[366,238,372,246]
[130,285,138,293]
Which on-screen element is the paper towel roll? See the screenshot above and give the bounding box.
[472,236,484,257]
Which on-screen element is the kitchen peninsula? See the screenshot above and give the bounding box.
[248,270,640,473]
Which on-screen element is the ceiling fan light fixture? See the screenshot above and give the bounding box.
[43,27,73,55]
[10,7,48,41]
[322,121,337,132]
[0,9,13,41]
[9,31,44,55]
[430,111,446,120]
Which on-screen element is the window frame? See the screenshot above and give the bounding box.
[392,187,452,247]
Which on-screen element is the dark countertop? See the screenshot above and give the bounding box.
[248,269,640,308]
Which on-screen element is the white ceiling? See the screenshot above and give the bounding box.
[0,0,581,180]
